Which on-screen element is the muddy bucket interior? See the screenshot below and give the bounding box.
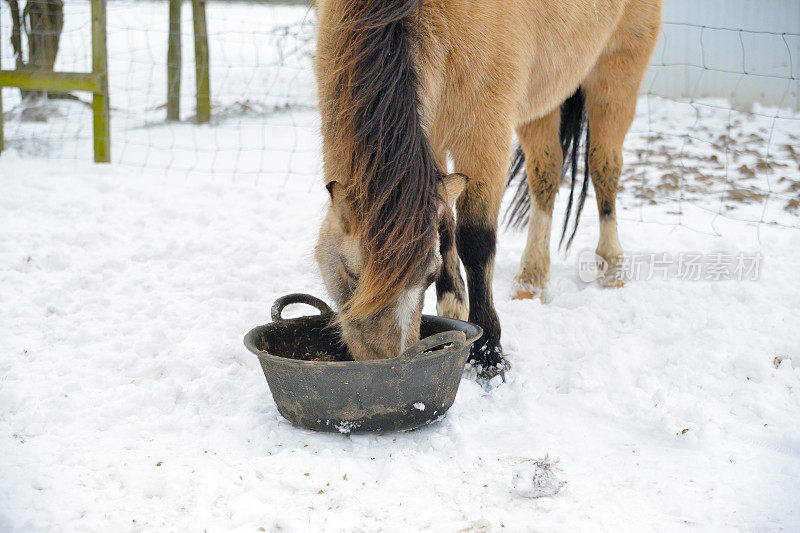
[244,293,482,432]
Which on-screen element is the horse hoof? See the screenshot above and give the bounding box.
[475,358,511,381]
[468,339,509,379]
[600,272,625,288]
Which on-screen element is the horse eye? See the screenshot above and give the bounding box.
[339,257,359,280]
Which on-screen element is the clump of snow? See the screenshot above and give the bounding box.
[413,402,425,411]
[511,456,566,498]
[773,355,790,369]
[336,421,360,434]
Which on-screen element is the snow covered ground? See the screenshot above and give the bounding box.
[1,1,798,222]
[2,146,800,531]
[2,1,800,531]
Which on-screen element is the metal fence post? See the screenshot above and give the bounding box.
[167,0,182,121]
[91,0,110,162]
[192,0,210,124]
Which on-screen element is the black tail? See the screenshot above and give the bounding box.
[504,87,590,251]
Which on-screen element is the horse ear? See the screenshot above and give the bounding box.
[325,180,338,199]
[441,173,467,207]
[326,181,353,233]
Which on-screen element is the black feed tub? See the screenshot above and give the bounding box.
[244,293,482,432]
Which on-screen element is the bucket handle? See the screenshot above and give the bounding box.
[400,330,467,362]
[271,293,334,322]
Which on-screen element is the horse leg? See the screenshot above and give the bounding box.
[584,25,657,286]
[436,205,469,320]
[512,109,561,299]
[451,126,510,371]
[428,142,469,320]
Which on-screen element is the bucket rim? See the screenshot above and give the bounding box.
[243,314,482,367]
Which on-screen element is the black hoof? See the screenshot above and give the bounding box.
[468,338,510,379]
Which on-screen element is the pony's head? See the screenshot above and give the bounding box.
[313,0,466,360]
[315,176,465,361]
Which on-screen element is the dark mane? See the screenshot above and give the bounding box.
[320,0,442,316]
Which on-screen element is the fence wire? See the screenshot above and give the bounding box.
[0,1,798,232]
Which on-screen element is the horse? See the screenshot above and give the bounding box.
[313,0,662,372]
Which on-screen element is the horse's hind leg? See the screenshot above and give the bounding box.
[584,17,658,285]
[583,87,629,285]
[512,109,561,299]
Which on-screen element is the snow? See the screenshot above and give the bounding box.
[2,143,800,530]
[511,456,566,499]
[1,2,800,531]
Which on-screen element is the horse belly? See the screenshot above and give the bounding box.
[513,0,631,124]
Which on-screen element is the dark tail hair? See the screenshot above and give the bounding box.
[319,0,442,317]
[504,87,590,251]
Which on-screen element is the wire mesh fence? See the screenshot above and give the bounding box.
[1,1,318,180]
[631,19,800,232]
[0,0,798,230]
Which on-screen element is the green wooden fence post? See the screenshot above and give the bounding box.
[167,0,182,121]
[192,0,210,124]
[91,0,110,162]
[0,20,4,155]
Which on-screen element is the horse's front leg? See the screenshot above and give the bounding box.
[429,141,469,321]
[451,127,510,373]
[436,205,469,321]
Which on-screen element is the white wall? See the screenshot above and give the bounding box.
[644,0,800,110]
